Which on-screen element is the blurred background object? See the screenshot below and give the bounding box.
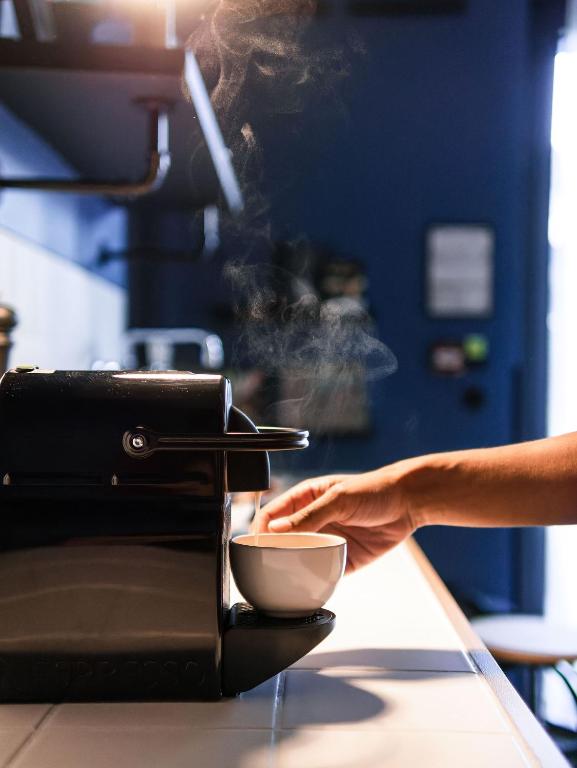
[125,327,225,371]
[0,304,16,374]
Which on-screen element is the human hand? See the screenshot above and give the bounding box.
[252,467,418,572]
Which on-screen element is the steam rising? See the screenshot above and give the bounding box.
[189,0,354,201]
[189,1,397,427]
[224,259,397,383]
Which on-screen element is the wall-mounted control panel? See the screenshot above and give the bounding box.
[430,334,489,376]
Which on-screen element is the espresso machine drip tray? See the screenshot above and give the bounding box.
[223,604,335,697]
[229,603,334,628]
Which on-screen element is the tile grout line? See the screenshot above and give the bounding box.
[270,673,287,768]
[3,706,58,768]
[289,666,476,675]
[273,726,515,735]
[271,672,286,733]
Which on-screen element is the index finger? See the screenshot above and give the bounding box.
[252,481,316,534]
[252,475,350,533]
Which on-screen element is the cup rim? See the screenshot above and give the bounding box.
[231,532,346,550]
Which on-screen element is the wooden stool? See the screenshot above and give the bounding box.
[471,614,577,714]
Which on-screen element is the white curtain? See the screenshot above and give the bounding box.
[543,1,577,727]
[546,2,577,609]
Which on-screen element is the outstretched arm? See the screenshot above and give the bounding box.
[253,432,577,571]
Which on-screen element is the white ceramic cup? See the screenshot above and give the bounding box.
[230,532,347,618]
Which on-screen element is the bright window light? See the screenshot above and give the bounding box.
[546,51,577,629]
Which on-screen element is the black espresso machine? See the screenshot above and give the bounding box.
[0,368,335,701]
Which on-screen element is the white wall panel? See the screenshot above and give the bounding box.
[0,226,126,370]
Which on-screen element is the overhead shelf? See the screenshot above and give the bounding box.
[0,39,185,76]
[0,33,243,211]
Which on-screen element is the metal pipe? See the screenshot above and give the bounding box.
[184,50,244,214]
[0,102,171,198]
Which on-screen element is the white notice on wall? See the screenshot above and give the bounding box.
[426,225,494,317]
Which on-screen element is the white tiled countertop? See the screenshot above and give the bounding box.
[0,540,567,768]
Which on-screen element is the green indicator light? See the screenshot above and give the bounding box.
[463,335,489,363]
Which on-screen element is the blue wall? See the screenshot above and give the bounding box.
[268,0,532,471]
[126,0,553,470]
[131,2,541,473]
[0,104,127,286]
